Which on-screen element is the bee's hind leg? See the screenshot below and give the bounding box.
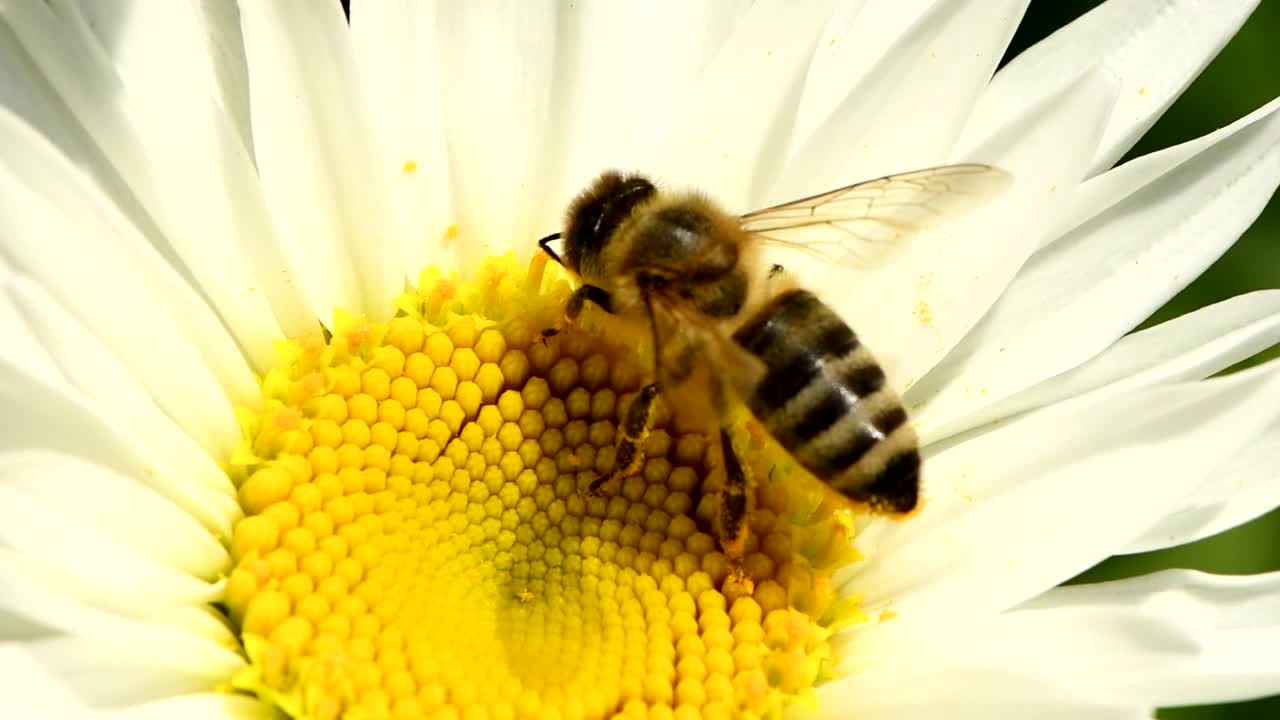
[586,381,662,496]
[715,426,755,592]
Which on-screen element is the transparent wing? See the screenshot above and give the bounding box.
[740,164,1011,268]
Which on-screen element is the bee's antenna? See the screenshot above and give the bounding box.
[538,232,565,266]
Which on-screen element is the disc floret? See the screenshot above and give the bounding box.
[224,255,863,718]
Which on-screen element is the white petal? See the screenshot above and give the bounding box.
[775,0,1029,202]
[813,667,1151,720]
[0,450,227,579]
[0,108,253,454]
[433,1,559,271]
[0,1,169,250]
[0,574,243,706]
[837,606,1196,713]
[67,0,253,152]
[1028,568,1280,631]
[959,0,1259,174]
[655,0,835,211]
[0,593,235,655]
[0,270,67,390]
[790,1,929,149]
[123,115,313,359]
[0,644,92,719]
[849,362,1280,619]
[350,0,457,278]
[23,634,236,708]
[182,2,255,155]
[3,3,311,359]
[909,95,1280,430]
[1024,570,1280,706]
[0,8,112,215]
[776,68,1116,392]
[918,290,1280,444]
[89,35,313,348]
[106,694,275,720]
[1055,95,1280,246]
[0,356,238,539]
[1123,420,1280,553]
[538,1,752,227]
[6,275,237,500]
[240,0,399,323]
[0,542,221,628]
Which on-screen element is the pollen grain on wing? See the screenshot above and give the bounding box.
[224,254,864,719]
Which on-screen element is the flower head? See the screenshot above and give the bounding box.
[1,1,1279,719]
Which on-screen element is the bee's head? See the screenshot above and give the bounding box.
[541,171,656,277]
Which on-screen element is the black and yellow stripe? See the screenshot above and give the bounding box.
[732,290,920,514]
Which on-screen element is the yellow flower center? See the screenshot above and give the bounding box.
[223,255,864,719]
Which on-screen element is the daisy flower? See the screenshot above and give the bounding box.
[2,1,1279,719]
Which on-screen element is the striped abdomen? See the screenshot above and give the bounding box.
[731,290,920,513]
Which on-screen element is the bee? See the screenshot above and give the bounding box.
[537,165,1009,565]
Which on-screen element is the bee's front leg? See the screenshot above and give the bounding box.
[587,382,662,496]
[566,284,614,321]
[543,284,615,343]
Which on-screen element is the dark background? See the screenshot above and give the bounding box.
[337,1,1280,715]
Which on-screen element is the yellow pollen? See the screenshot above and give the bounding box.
[912,298,932,326]
[226,254,862,719]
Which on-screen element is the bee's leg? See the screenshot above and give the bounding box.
[715,425,754,591]
[565,284,614,321]
[587,381,662,495]
[588,290,668,496]
[699,369,754,590]
[547,284,615,341]
[543,284,611,343]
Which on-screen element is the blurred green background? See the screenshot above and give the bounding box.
[1009,2,1280,718]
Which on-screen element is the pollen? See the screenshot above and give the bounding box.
[911,298,932,326]
[226,255,860,719]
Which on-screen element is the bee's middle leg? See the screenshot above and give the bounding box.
[588,292,676,496]
[587,381,662,495]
